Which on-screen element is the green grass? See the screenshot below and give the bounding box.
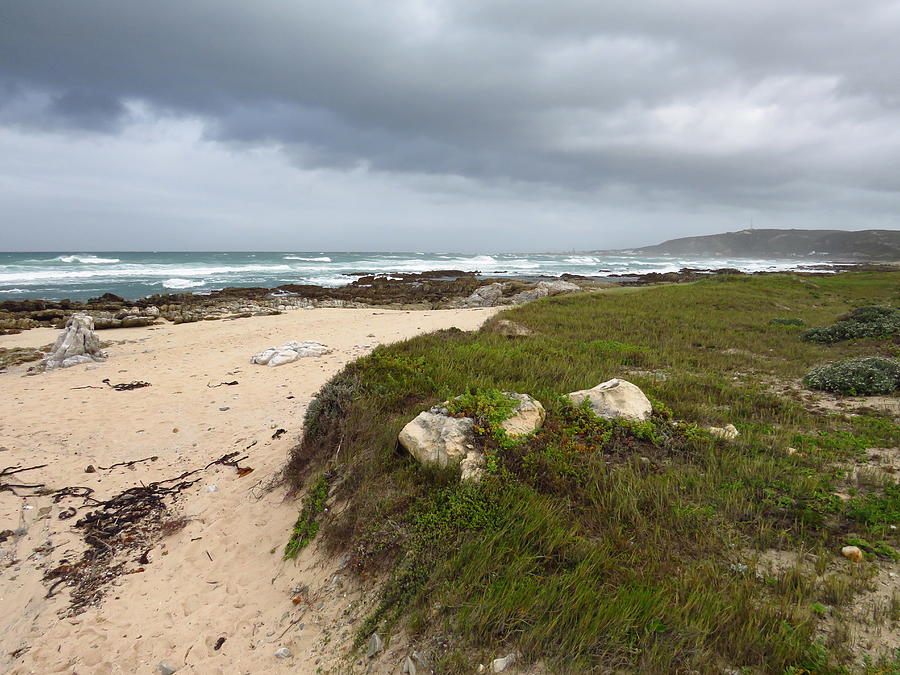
[284,271,900,672]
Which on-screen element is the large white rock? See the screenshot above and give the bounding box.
[463,283,505,308]
[250,348,277,365]
[250,340,332,366]
[510,280,581,304]
[567,378,652,421]
[268,349,300,367]
[500,392,547,435]
[399,393,545,479]
[510,286,549,305]
[538,280,580,296]
[43,313,107,370]
[400,411,476,467]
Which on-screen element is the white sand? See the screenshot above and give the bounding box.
[0,306,497,674]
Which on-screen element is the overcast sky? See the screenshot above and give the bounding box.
[2,1,900,252]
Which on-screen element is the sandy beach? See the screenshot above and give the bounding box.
[0,306,498,674]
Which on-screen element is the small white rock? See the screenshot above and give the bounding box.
[158,664,178,675]
[367,633,383,657]
[708,424,739,440]
[841,545,864,562]
[491,653,517,673]
[274,647,292,659]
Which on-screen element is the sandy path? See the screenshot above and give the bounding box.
[0,306,497,674]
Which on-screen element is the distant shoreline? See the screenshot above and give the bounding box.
[0,251,864,303]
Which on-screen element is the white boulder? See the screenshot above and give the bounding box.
[708,424,739,440]
[250,340,332,367]
[510,280,580,305]
[464,283,506,308]
[510,286,549,305]
[399,393,545,480]
[268,349,300,367]
[43,313,107,370]
[538,280,580,296]
[500,392,547,435]
[399,411,476,468]
[567,378,652,421]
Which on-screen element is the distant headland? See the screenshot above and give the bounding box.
[602,228,900,261]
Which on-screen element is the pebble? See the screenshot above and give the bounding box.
[402,655,417,675]
[841,545,864,562]
[491,653,517,673]
[219,407,230,411]
[158,663,178,675]
[206,485,219,493]
[367,633,383,658]
[274,647,292,659]
[85,465,96,473]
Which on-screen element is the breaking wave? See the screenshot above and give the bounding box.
[53,255,121,264]
[163,278,207,290]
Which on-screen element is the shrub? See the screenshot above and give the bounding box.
[802,305,900,343]
[803,357,900,395]
[769,317,805,327]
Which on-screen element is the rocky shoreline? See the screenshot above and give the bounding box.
[2,264,885,336]
[0,270,596,335]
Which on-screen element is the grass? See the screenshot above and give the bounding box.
[284,271,900,673]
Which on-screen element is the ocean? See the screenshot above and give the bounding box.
[0,252,830,301]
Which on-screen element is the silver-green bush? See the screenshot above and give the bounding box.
[803,357,900,395]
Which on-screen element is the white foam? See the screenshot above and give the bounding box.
[0,264,293,284]
[162,278,207,289]
[0,288,25,293]
[52,255,121,264]
[284,256,332,262]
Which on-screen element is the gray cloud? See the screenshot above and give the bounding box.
[1,1,899,249]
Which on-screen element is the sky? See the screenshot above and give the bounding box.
[2,1,900,252]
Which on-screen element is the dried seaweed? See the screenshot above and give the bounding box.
[0,464,47,495]
[97,455,158,471]
[102,378,151,391]
[41,452,252,615]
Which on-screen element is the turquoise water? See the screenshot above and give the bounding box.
[0,251,825,301]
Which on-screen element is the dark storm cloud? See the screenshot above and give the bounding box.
[1,0,900,245]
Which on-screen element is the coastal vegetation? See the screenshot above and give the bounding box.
[285,271,899,673]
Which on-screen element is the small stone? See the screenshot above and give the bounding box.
[84,465,96,473]
[841,545,864,562]
[367,633,383,658]
[491,653,517,673]
[219,407,230,411]
[708,424,739,440]
[206,485,219,493]
[274,647,292,659]
[172,428,179,433]
[402,655,417,675]
[158,663,178,675]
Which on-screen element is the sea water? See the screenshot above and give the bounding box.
[0,252,832,301]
